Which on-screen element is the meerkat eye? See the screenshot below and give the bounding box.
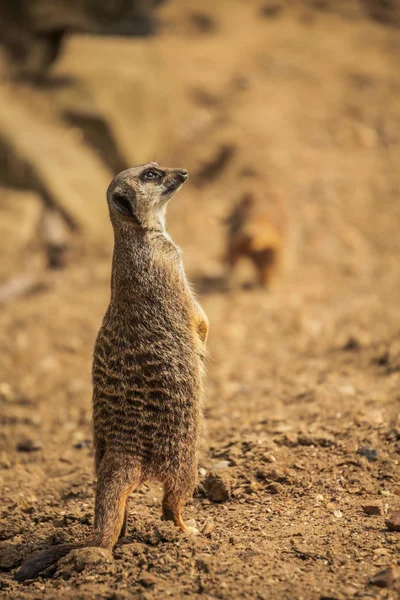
[144,170,158,181]
[111,193,133,217]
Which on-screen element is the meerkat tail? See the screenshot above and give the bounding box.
[14,542,81,582]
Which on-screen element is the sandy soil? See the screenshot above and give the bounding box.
[0,1,400,599]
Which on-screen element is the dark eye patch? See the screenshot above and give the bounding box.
[141,169,163,182]
[111,193,133,217]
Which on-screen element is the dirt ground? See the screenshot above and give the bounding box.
[1,1,400,599]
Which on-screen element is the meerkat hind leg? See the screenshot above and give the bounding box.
[94,459,141,550]
[119,502,128,539]
[162,478,198,535]
[253,249,278,288]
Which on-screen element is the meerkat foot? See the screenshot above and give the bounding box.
[183,519,199,535]
[161,498,198,534]
[161,511,199,535]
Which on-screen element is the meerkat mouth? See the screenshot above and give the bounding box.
[161,170,188,199]
[162,182,183,197]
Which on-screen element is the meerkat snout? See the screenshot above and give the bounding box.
[107,163,189,231]
[160,168,188,199]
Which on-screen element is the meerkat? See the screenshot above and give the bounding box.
[15,163,208,582]
[223,191,287,288]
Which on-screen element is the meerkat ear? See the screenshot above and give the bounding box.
[111,192,135,218]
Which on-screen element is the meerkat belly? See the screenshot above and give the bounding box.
[92,319,202,467]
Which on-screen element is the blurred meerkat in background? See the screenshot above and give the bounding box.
[223,189,289,288]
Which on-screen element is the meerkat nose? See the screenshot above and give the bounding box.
[179,169,188,180]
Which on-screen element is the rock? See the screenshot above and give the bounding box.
[262,453,277,463]
[211,461,230,471]
[355,409,384,426]
[114,542,146,560]
[385,511,400,532]
[16,439,43,452]
[297,431,336,448]
[256,467,292,484]
[201,518,215,537]
[372,547,391,561]
[185,518,199,535]
[277,433,299,447]
[361,501,383,516]
[0,543,22,570]
[357,446,378,462]
[138,576,156,589]
[145,523,180,545]
[266,482,282,495]
[0,90,111,241]
[204,471,232,503]
[74,440,90,450]
[56,547,114,577]
[369,566,399,588]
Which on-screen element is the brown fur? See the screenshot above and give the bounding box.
[224,191,287,287]
[15,163,208,582]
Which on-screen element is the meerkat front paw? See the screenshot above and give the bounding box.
[197,319,208,344]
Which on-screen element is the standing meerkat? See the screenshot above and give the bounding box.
[16,163,208,582]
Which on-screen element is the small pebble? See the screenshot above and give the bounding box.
[204,471,232,503]
[362,501,383,516]
[74,440,90,450]
[16,439,43,452]
[263,453,276,463]
[369,566,399,588]
[0,544,22,570]
[201,518,215,536]
[357,446,378,462]
[185,518,197,528]
[212,461,230,471]
[138,576,156,589]
[385,511,400,532]
[56,547,114,577]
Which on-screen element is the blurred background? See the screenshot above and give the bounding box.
[1,1,400,599]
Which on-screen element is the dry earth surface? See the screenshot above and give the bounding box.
[0,1,400,599]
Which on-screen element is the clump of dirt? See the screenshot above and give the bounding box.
[0,1,400,599]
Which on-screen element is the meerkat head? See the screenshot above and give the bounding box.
[106,162,188,232]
